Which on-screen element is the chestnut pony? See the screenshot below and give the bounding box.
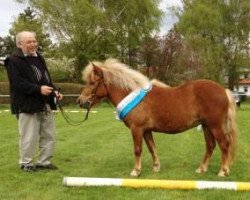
[77,59,238,177]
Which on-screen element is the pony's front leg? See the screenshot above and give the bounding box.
[130,128,143,177]
[143,131,160,172]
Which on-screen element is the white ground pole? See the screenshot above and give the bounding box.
[63,177,250,191]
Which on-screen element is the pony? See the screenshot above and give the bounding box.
[77,58,238,177]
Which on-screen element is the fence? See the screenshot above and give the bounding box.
[0,94,79,105]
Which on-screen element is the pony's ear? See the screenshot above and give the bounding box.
[92,63,103,78]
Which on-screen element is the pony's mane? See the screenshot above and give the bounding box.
[84,58,149,91]
[151,79,170,88]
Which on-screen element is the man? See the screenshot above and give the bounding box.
[4,31,63,172]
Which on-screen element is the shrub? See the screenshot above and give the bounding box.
[0,67,8,82]
[54,82,82,94]
[0,82,10,104]
[54,82,83,105]
[0,82,9,94]
[46,57,75,82]
[0,82,83,105]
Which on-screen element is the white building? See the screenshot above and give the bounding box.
[234,68,250,96]
[237,79,250,96]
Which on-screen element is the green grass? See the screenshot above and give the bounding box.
[1,102,250,199]
[0,68,8,81]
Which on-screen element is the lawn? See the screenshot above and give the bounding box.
[1,102,250,199]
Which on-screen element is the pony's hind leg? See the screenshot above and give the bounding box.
[196,126,216,174]
[212,128,230,177]
[143,131,160,172]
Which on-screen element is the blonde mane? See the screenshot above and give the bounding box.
[151,79,170,88]
[83,58,149,91]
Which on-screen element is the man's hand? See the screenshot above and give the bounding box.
[54,91,63,101]
[41,85,53,96]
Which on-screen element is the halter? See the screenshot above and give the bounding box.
[81,78,105,108]
[54,80,104,126]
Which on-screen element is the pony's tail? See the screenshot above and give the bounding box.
[225,89,238,163]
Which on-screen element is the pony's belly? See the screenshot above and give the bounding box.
[154,128,190,134]
[151,119,199,134]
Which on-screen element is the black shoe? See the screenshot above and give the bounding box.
[36,163,58,170]
[21,165,37,172]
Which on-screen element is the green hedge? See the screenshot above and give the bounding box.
[54,82,83,105]
[0,82,9,94]
[0,68,8,82]
[0,82,10,104]
[0,82,83,105]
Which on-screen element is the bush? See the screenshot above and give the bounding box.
[1,57,77,83]
[0,82,9,94]
[0,82,10,104]
[46,57,76,82]
[0,82,83,105]
[54,82,82,94]
[0,67,8,82]
[54,82,83,105]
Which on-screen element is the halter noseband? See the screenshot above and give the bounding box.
[82,79,104,109]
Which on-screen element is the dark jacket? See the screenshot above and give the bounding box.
[4,48,57,114]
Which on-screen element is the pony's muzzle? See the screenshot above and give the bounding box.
[81,101,91,109]
[76,97,91,109]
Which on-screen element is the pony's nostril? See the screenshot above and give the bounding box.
[82,101,91,109]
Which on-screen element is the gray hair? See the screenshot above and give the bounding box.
[16,31,36,47]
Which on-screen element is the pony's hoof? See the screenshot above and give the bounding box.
[218,169,230,177]
[130,169,141,177]
[153,164,160,172]
[195,167,207,173]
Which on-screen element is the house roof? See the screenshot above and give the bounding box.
[239,79,250,85]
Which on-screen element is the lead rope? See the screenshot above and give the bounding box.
[54,88,90,126]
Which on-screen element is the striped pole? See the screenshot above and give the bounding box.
[63,177,250,191]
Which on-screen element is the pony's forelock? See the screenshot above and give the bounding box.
[82,61,103,82]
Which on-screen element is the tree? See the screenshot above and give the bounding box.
[176,0,250,89]
[139,28,200,85]
[9,7,52,54]
[0,35,15,57]
[16,0,162,79]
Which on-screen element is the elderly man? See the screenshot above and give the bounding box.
[5,31,63,172]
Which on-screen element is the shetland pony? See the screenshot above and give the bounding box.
[77,58,238,177]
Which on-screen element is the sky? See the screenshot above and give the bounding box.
[159,0,181,35]
[0,0,182,37]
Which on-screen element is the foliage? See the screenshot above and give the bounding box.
[0,35,15,57]
[0,81,83,104]
[139,28,200,85]
[175,0,250,89]
[54,82,83,105]
[53,82,83,94]
[46,57,76,82]
[0,68,8,82]
[16,0,163,80]
[1,103,250,199]
[0,81,9,94]
[7,7,52,56]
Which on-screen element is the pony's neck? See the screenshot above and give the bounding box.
[106,86,130,106]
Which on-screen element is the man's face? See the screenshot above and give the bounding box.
[19,34,38,55]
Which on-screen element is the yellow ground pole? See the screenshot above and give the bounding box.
[63,177,250,191]
[122,179,196,190]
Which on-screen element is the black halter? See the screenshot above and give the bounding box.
[53,88,89,126]
[55,80,103,126]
